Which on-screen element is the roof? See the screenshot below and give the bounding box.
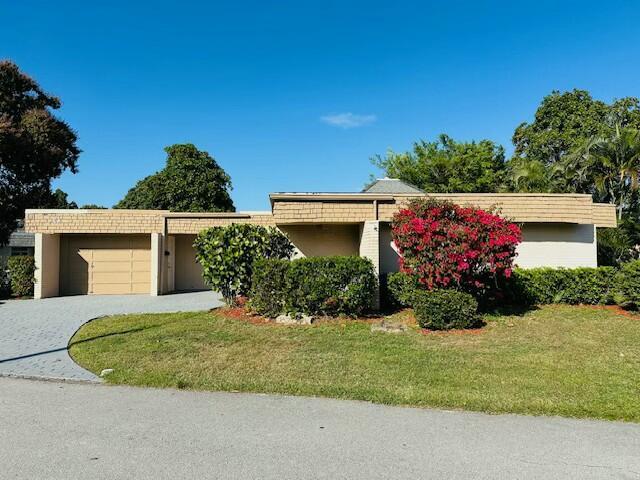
[362,178,424,194]
[8,226,35,248]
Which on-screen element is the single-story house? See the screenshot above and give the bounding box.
[25,179,617,301]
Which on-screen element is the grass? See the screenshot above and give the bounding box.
[69,305,640,422]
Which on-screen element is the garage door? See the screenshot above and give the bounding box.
[60,235,151,295]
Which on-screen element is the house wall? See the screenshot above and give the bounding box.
[174,234,207,291]
[516,223,597,268]
[279,224,360,257]
[377,222,598,275]
[34,233,60,299]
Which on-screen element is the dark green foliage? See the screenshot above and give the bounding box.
[597,227,637,267]
[385,272,421,308]
[0,261,10,298]
[194,224,293,305]
[0,61,80,244]
[7,255,35,297]
[413,290,480,330]
[506,267,617,305]
[250,256,378,317]
[248,258,289,317]
[512,90,640,165]
[116,144,234,212]
[371,134,505,193]
[614,260,640,309]
[285,257,377,316]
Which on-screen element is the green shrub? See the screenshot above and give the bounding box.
[285,256,377,316]
[194,224,293,305]
[385,272,421,308]
[507,267,616,305]
[249,258,289,317]
[7,255,35,297]
[250,256,378,317]
[413,290,480,330]
[614,260,640,309]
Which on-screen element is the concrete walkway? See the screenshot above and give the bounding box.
[0,291,222,381]
[2,377,639,479]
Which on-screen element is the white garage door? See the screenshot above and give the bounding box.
[60,235,151,295]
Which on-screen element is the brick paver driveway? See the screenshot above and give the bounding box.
[0,291,222,381]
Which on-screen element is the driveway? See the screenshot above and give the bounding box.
[2,377,639,479]
[0,291,222,381]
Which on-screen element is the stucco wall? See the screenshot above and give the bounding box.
[516,223,597,268]
[174,234,207,291]
[34,233,60,299]
[279,224,360,257]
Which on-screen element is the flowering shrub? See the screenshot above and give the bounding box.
[391,198,521,298]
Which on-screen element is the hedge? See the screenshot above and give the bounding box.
[386,267,618,308]
[7,255,35,297]
[249,258,289,317]
[250,256,378,317]
[413,290,480,330]
[614,260,640,309]
[506,267,616,305]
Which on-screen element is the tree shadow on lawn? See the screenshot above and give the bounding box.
[0,325,160,364]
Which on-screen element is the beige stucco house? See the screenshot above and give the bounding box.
[25,179,617,300]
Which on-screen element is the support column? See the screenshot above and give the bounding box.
[34,233,60,299]
[150,233,163,296]
[359,221,381,310]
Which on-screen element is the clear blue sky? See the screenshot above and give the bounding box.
[2,1,639,210]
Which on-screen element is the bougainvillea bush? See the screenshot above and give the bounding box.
[392,198,522,300]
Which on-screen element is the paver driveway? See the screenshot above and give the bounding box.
[0,291,222,381]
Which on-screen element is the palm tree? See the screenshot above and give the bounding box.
[507,158,553,193]
[560,125,640,219]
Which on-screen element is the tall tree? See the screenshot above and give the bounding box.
[116,143,234,212]
[0,60,80,244]
[372,134,506,193]
[512,89,640,165]
[560,125,640,218]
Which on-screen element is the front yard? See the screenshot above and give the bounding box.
[70,305,640,422]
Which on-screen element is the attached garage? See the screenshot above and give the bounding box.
[60,234,151,295]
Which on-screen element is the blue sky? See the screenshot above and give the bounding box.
[2,1,639,210]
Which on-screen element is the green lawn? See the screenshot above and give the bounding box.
[69,305,640,422]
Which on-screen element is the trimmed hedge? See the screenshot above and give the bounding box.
[614,260,640,309]
[7,255,35,297]
[413,290,480,330]
[249,258,289,317]
[388,267,619,309]
[250,256,378,317]
[507,267,616,305]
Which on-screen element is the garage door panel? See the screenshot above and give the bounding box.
[61,235,151,295]
[91,250,133,261]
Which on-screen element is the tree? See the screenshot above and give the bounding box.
[512,89,640,165]
[116,144,234,212]
[0,60,80,244]
[561,125,640,218]
[36,188,78,209]
[372,134,506,193]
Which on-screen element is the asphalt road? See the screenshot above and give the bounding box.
[2,378,639,480]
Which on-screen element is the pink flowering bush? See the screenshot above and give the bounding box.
[391,198,522,299]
